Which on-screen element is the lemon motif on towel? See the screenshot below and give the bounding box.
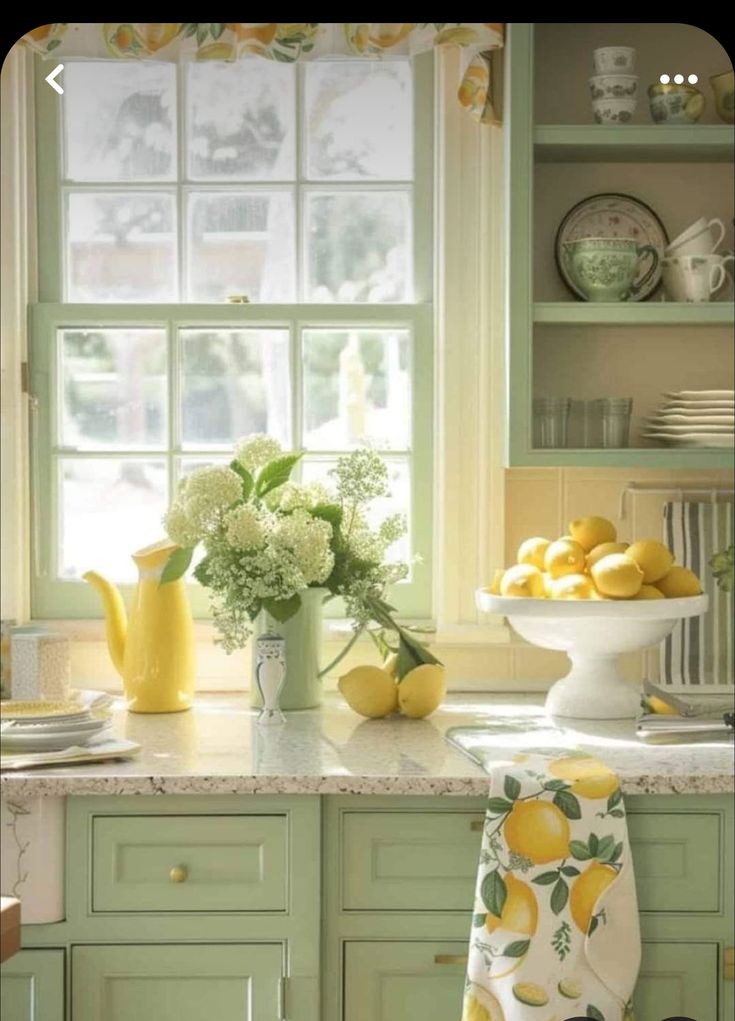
[548,756,619,800]
[570,861,618,934]
[461,990,504,1021]
[504,800,570,864]
[484,875,538,936]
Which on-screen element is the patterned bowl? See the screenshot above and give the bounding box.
[592,46,636,74]
[589,74,638,100]
[710,70,734,124]
[648,83,705,123]
[592,96,637,124]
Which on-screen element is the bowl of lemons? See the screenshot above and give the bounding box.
[476,515,708,721]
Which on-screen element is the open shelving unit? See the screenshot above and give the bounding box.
[504,23,735,469]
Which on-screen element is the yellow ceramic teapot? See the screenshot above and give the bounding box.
[84,540,195,713]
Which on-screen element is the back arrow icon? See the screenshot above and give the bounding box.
[45,64,64,95]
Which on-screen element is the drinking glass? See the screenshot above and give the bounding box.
[533,397,571,448]
[592,398,633,448]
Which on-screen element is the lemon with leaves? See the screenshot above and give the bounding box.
[484,875,538,936]
[570,861,617,933]
[548,755,619,799]
[504,800,570,864]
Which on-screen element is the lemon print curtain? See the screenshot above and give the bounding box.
[22,22,505,123]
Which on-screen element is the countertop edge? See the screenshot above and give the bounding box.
[2,773,733,798]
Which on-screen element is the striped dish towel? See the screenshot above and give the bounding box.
[660,501,734,687]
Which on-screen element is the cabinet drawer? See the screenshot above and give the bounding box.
[72,944,282,1021]
[342,811,483,910]
[635,941,718,1021]
[92,814,288,913]
[627,811,721,912]
[342,809,722,914]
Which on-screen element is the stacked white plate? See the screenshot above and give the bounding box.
[0,692,113,753]
[644,390,734,448]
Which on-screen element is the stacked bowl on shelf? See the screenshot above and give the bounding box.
[589,46,638,123]
[644,390,734,448]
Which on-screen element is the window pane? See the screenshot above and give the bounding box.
[64,61,176,181]
[66,192,177,301]
[60,459,167,582]
[186,192,295,301]
[305,61,412,181]
[305,191,410,302]
[302,456,411,563]
[186,62,295,180]
[60,329,167,450]
[180,329,291,449]
[302,329,410,450]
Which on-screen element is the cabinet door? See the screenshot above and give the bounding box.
[635,941,718,1021]
[344,942,466,1021]
[72,944,282,1021]
[0,948,65,1021]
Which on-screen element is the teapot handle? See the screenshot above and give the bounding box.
[629,244,659,297]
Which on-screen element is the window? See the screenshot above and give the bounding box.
[31,55,433,619]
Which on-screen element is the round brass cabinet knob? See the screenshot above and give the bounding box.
[169,865,188,883]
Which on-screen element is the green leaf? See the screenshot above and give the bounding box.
[596,835,616,861]
[609,809,625,818]
[588,915,599,936]
[160,547,194,585]
[310,503,343,529]
[210,22,224,38]
[553,789,582,820]
[550,877,569,915]
[532,871,560,886]
[472,912,486,928]
[588,833,599,857]
[606,787,623,811]
[587,1005,605,1021]
[262,594,301,623]
[255,453,302,498]
[480,869,506,917]
[561,865,581,877]
[193,556,213,587]
[486,797,513,815]
[229,459,254,500]
[569,840,591,860]
[502,939,530,958]
[610,841,624,863]
[504,775,521,801]
[543,779,569,791]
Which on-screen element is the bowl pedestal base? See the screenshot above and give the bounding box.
[545,652,642,720]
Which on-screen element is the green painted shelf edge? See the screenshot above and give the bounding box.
[535,124,735,162]
[534,302,735,325]
[515,448,733,469]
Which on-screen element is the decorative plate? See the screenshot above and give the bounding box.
[0,699,89,721]
[556,192,668,301]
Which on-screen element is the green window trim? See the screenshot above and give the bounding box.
[29,54,435,620]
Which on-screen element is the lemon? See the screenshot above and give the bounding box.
[558,978,582,999]
[656,565,702,598]
[569,515,617,552]
[517,536,551,571]
[485,875,538,936]
[550,573,596,600]
[338,665,397,719]
[646,695,678,715]
[586,541,629,572]
[462,990,504,1021]
[570,862,617,933]
[634,584,666,600]
[512,983,549,1007]
[485,568,505,595]
[397,664,446,718]
[590,553,643,599]
[544,538,586,579]
[625,539,674,584]
[548,755,619,799]
[504,800,570,864]
[500,564,545,598]
[541,572,554,598]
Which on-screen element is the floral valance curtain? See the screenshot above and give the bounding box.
[22,22,504,123]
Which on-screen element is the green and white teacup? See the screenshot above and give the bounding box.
[562,237,659,302]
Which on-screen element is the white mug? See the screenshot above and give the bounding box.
[665,217,726,257]
[663,253,733,302]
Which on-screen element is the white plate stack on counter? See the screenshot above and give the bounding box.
[0,690,115,753]
[644,390,734,448]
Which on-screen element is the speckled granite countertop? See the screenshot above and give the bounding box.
[1,693,732,798]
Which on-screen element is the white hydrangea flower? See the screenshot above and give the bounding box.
[235,434,283,472]
[274,480,332,512]
[184,465,242,511]
[162,502,201,548]
[330,449,388,504]
[271,508,334,585]
[225,505,266,550]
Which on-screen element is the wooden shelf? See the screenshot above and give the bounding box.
[534,302,735,326]
[524,447,734,469]
[535,124,734,163]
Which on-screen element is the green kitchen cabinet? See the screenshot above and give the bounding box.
[0,949,65,1021]
[71,944,283,1021]
[635,942,719,1021]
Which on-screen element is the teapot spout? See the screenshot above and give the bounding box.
[83,571,127,676]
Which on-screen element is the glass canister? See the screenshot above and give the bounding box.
[533,397,571,448]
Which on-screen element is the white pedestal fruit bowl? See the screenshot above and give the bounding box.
[476,590,709,720]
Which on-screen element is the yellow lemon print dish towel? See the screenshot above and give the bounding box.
[462,753,639,1021]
